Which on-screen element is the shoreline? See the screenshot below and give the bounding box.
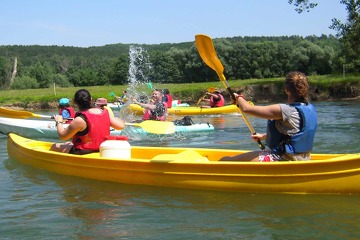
[1,82,360,110]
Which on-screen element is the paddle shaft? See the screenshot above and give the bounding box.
[218,74,257,133]
[219,75,265,150]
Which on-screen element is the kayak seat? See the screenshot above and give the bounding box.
[151,150,209,163]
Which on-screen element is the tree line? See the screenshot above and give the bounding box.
[1,1,359,90]
[0,35,344,90]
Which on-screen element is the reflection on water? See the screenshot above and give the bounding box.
[1,101,360,239]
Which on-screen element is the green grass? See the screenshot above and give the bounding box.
[0,74,359,109]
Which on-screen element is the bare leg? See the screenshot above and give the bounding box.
[220,151,261,162]
[50,142,73,153]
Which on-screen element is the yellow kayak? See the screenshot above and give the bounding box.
[7,133,360,194]
[127,104,240,116]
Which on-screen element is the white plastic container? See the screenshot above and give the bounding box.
[100,140,131,159]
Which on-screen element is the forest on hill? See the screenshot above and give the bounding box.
[0,1,359,91]
[0,35,344,91]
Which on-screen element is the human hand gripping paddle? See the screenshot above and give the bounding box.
[195,34,265,150]
[196,87,216,105]
[0,107,175,134]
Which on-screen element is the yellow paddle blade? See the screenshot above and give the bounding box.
[207,87,216,92]
[195,34,224,76]
[0,107,52,119]
[125,120,175,134]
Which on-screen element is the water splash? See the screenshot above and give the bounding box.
[119,45,153,123]
[128,45,152,86]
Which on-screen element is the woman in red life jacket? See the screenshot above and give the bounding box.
[133,89,167,121]
[200,88,225,108]
[58,98,75,124]
[162,89,173,108]
[51,89,125,154]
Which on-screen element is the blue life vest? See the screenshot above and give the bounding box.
[265,103,317,154]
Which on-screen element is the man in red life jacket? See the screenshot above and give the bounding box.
[201,88,225,108]
[58,98,75,123]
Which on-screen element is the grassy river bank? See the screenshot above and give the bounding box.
[0,74,359,110]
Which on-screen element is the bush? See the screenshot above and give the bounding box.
[11,76,39,89]
[52,74,73,87]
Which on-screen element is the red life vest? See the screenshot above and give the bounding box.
[142,102,167,121]
[210,94,225,107]
[72,108,110,151]
[166,94,173,108]
[59,107,76,123]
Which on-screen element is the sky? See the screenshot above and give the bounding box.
[0,0,348,47]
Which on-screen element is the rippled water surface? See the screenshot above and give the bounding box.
[1,101,359,239]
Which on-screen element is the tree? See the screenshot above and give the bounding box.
[28,62,53,88]
[52,73,72,87]
[330,0,360,72]
[149,51,180,83]
[111,54,129,85]
[288,0,318,13]
[0,57,11,90]
[290,40,334,75]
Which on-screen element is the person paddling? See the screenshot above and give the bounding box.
[221,71,317,162]
[51,89,125,154]
[200,88,225,108]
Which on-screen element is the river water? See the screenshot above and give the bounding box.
[1,101,360,239]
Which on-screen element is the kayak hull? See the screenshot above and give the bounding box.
[109,101,190,111]
[0,117,214,139]
[0,116,123,139]
[127,104,240,116]
[7,133,360,194]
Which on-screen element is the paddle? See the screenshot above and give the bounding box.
[195,34,265,150]
[196,87,216,105]
[0,107,56,119]
[125,120,176,134]
[147,82,153,90]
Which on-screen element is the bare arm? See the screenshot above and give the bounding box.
[138,102,156,110]
[207,92,220,100]
[133,99,156,110]
[237,97,283,120]
[110,116,125,130]
[54,115,87,141]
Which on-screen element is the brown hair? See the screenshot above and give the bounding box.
[285,71,310,103]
